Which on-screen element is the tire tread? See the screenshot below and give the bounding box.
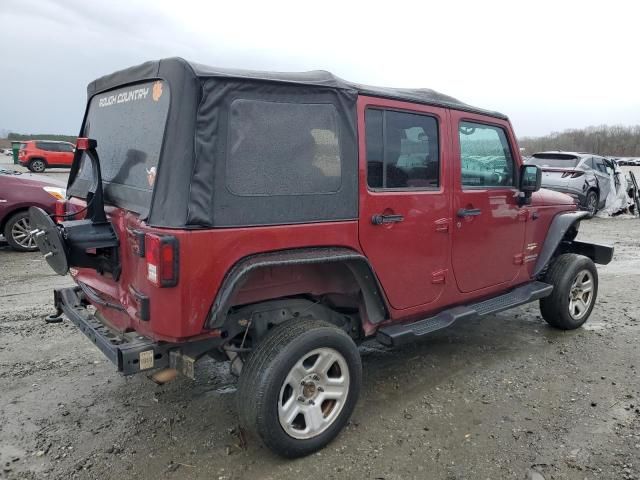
[237,317,361,457]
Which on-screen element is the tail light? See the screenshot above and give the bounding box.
[145,234,179,287]
[562,171,584,178]
[54,199,66,222]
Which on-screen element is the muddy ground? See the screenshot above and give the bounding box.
[1,214,639,480]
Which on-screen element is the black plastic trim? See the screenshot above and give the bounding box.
[53,287,221,375]
[533,211,590,277]
[205,247,388,329]
[560,240,614,265]
[377,281,553,346]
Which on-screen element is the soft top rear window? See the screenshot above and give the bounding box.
[528,153,581,168]
[68,80,170,214]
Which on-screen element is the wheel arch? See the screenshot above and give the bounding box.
[533,210,613,277]
[205,247,389,331]
[1,206,30,233]
[28,156,48,165]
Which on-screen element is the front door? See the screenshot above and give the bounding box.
[358,97,451,310]
[450,111,526,293]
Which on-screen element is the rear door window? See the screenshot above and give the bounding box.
[365,108,440,189]
[36,142,56,151]
[68,80,170,214]
[594,157,608,173]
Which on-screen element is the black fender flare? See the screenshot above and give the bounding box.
[533,210,613,277]
[205,247,389,329]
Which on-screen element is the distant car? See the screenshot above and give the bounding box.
[526,151,613,217]
[18,140,75,173]
[0,168,65,251]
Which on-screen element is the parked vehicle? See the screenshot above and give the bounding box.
[0,168,65,251]
[525,151,615,217]
[18,140,75,173]
[30,58,613,458]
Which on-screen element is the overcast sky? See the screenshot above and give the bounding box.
[1,0,638,137]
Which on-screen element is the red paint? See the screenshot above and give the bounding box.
[0,171,65,229]
[70,96,577,344]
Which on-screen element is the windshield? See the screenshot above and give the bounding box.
[528,153,581,169]
[68,80,170,214]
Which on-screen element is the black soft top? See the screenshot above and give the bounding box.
[88,57,507,120]
[78,58,507,228]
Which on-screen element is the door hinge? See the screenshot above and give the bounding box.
[518,209,529,222]
[431,269,448,284]
[434,218,450,233]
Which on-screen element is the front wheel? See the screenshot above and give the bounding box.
[237,318,362,458]
[540,253,598,329]
[4,211,38,251]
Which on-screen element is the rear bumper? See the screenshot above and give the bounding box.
[54,287,175,375]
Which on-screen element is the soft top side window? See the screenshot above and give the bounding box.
[459,121,515,188]
[365,108,440,190]
[226,99,342,196]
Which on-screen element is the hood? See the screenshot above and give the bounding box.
[531,187,576,207]
[0,170,66,187]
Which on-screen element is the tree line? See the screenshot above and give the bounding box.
[519,125,640,157]
[7,132,77,143]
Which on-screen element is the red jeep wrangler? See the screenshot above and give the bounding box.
[31,58,613,458]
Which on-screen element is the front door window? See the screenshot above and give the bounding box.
[459,121,514,188]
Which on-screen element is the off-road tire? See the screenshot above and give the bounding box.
[540,253,598,330]
[4,211,37,252]
[28,158,46,173]
[237,318,362,458]
[584,190,598,218]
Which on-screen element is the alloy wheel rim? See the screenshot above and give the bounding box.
[11,217,36,249]
[588,195,597,214]
[278,347,350,440]
[568,269,594,320]
[32,161,44,172]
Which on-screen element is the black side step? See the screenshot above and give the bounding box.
[377,281,553,347]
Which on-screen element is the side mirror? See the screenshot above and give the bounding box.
[519,164,541,193]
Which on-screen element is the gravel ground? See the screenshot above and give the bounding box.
[1,202,639,479]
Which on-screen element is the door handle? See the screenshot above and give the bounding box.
[456,208,482,218]
[371,214,404,225]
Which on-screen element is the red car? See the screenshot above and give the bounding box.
[32,58,612,457]
[18,140,75,173]
[0,168,65,251]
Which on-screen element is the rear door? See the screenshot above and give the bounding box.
[50,143,65,165]
[450,111,526,293]
[57,143,75,166]
[593,156,612,202]
[358,96,451,310]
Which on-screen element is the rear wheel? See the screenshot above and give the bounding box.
[4,211,38,251]
[237,318,361,458]
[584,190,598,218]
[540,253,598,329]
[28,158,46,173]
